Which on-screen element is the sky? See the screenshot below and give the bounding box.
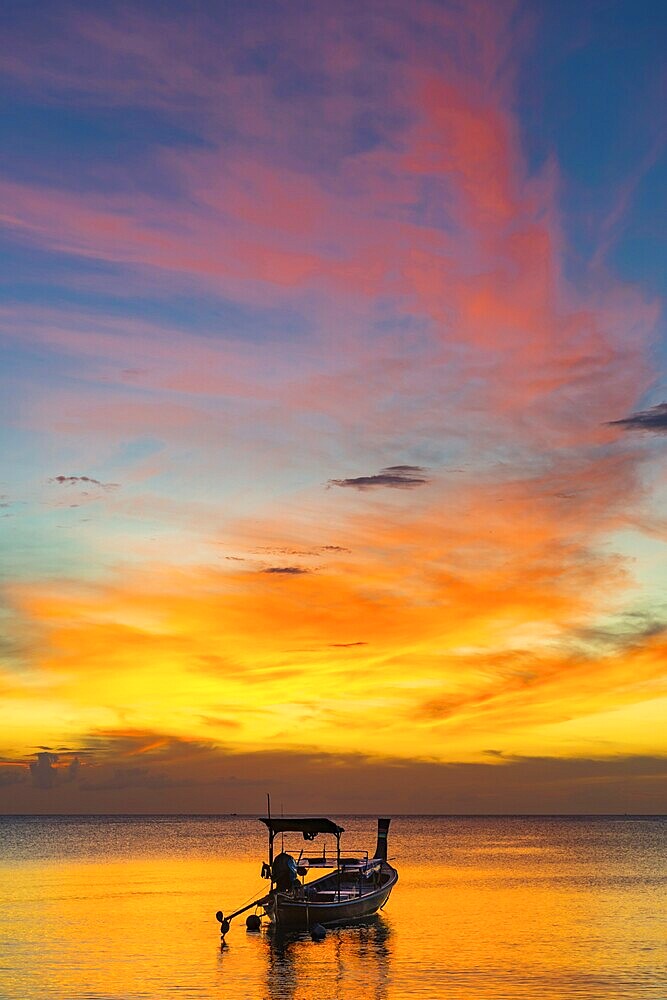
[1,0,666,814]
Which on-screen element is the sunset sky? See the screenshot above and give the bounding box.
[1,0,665,814]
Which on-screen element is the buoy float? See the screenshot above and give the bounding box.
[310,923,326,941]
[246,913,261,931]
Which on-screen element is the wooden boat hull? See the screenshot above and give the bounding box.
[264,864,398,931]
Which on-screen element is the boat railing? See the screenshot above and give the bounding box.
[272,842,374,869]
[300,847,370,869]
[274,841,386,873]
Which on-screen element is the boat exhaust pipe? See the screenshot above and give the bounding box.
[373,817,390,860]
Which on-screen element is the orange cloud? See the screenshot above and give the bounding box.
[3,453,664,770]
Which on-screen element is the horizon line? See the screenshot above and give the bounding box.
[1,812,665,819]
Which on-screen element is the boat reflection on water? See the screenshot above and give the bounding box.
[262,916,392,1000]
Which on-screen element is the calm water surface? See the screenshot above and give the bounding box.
[0,816,665,999]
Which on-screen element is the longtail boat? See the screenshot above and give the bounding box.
[215,814,397,937]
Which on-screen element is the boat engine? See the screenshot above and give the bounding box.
[272,852,299,892]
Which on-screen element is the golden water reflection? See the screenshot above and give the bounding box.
[0,816,664,999]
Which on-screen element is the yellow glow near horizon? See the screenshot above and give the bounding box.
[3,523,666,772]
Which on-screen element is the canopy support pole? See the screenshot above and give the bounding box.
[336,831,341,901]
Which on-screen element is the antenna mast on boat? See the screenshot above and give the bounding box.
[266,792,273,865]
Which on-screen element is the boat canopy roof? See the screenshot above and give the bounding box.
[260,817,345,838]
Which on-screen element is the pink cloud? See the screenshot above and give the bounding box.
[0,0,659,503]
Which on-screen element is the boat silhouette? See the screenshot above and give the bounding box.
[216,813,397,937]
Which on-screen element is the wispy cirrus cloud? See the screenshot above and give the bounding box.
[262,566,310,575]
[50,475,119,489]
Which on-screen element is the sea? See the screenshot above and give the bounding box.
[0,815,665,999]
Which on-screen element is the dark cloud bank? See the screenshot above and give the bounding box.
[1,741,665,814]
